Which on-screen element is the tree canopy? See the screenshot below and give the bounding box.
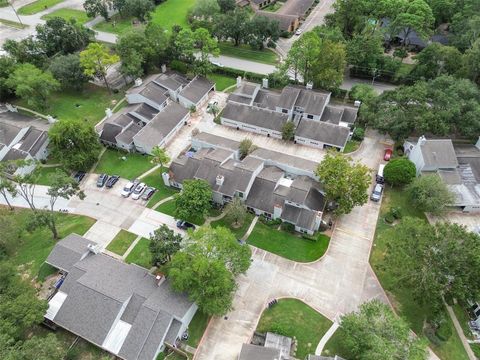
[316,151,370,215]
[175,179,212,221]
[80,43,120,92]
[149,224,182,265]
[48,119,102,171]
[384,218,480,314]
[340,300,427,360]
[167,226,251,315]
[384,158,416,186]
[407,174,454,215]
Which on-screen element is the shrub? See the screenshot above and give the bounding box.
[170,60,189,73]
[384,213,395,224]
[435,322,453,341]
[352,127,365,141]
[301,234,318,242]
[269,323,290,337]
[390,206,402,220]
[280,222,295,233]
[424,326,443,346]
[384,158,416,186]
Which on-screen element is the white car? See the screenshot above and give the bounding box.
[211,61,224,68]
[295,28,303,36]
[121,182,135,197]
[131,182,146,200]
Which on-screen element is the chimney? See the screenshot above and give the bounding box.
[216,174,224,186]
[134,78,143,87]
[87,243,100,254]
[236,76,242,88]
[262,78,269,88]
[418,135,427,146]
[161,64,167,73]
[306,82,313,90]
[273,203,282,219]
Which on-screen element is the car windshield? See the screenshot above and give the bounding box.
[123,183,132,191]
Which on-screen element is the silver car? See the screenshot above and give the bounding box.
[131,182,146,200]
[370,183,384,202]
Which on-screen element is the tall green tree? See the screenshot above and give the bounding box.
[0,162,18,211]
[167,226,251,315]
[0,56,16,101]
[390,0,434,47]
[6,64,59,111]
[49,119,102,171]
[35,17,93,57]
[411,43,463,80]
[7,334,65,360]
[214,8,250,46]
[192,0,220,18]
[149,224,182,264]
[117,28,150,78]
[248,15,280,50]
[464,39,480,85]
[48,53,90,91]
[151,146,170,169]
[316,151,370,215]
[284,31,321,84]
[340,300,427,360]
[2,37,47,68]
[123,0,154,22]
[217,0,235,13]
[192,27,220,76]
[239,138,256,159]
[224,197,247,227]
[407,175,454,215]
[83,0,112,21]
[347,31,384,73]
[175,179,212,221]
[281,121,295,141]
[384,218,480,314]
[313,38,346,89]
[80,43,119,93]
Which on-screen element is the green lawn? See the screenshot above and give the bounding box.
[262,1,283,11]
[208,73,236,91]
[0,18,28,28]
[93,14,139,35]
[95,148,154,179]
[156,199,207,225]
[33,166,66,186]
[0,0,8,7]
[41,8,89,25]
[256,298,332,359]
[218,42,279,65]
[343,140,360,153]
[211,212,254,239]
[18,0,64,15]
[13,84,124,127]
[2,208,95,280]
[141,168,179,208]
[94,0,196,35]
[247,222,330,262]
[125,237,151,269]
[322,328,350,358]
[106,230,137,256]
[452,304,473,339]
[150,0,196,30]
[370,187,469,360]
[186,311,210,348]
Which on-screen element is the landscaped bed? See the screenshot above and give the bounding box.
[370,187,469,360]
[33,165,66,186]
[125,237,151,269]
[95,148,154,180]
[13,84,124,127]
[256,298,332,359]
[41,8,89,25]
[247,221,330,262]
[18,0,64,15]
[155,199,211,225]
[106,230,137,256]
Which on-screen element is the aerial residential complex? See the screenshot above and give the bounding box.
[222,81,358,151]
[100,71,214,155]
[165,132,325,234]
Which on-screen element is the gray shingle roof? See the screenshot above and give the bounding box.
[421,139,458,169]
[295,88,330,116]
[222,102,289,132]
[179,76,214,104]
[139,82,169,105]
[277,86,301,110]
[46,235,194,360]
[277,0,315,16]
[100,123,123,144]
[296,119,350,148]
[0,122,21,147]
[116,123,143,145]
[239,344,281,360]
[256,11,297,31]
[133,102,188,149]
[153,71,189,92]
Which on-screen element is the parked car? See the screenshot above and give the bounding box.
[384,148,393,161]
[105,175,120,188]
[370,183,384,202]
[176,220,196,231]
[131,182,146,200]
[375,164,385,184]
[141,187,156,201]
[73,171,86,183]
[295,28,303,36]
[121,179,139,197]
[211,61,224,68]
[97,174,108,187]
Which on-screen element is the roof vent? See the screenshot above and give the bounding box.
[87,243,100,254]
[216,174,224,186]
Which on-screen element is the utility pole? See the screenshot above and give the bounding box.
[8,0,24,27]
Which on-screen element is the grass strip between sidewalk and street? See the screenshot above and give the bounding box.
[18,0,64,15]
[106,230,138,256]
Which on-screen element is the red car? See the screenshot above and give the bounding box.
[384,148,393,161]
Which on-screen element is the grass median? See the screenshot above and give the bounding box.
[18,0,64,15]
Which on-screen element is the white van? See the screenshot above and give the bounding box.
[376,164,385,184]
